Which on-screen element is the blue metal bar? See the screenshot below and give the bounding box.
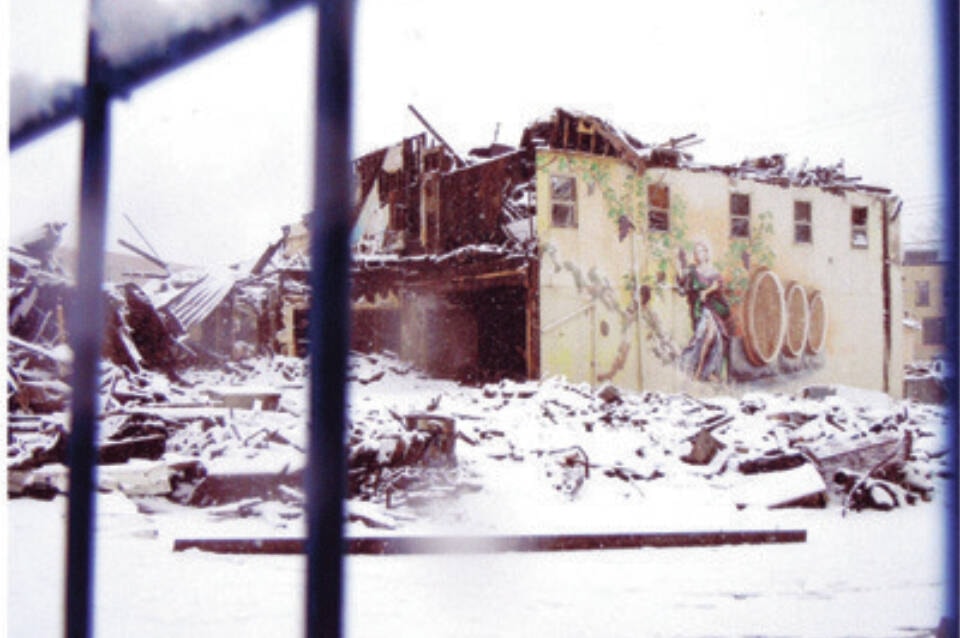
[65,20,110,638]
[935,1,959,634]
[8,85,86,152]
[9,0,313,151]
[305,1,354,636]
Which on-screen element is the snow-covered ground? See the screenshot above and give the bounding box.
[7,353,957,637]
[7,493,952,637]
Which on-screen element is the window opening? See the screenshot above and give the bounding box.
[730,193,750,238]
[647,183,670,232]
[916,280,931,307]
[851,206,869,248]
[922,316,946,345]
[550,174,577,228]
[794,201,812,243]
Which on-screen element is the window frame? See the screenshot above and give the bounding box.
[647,182,670,233]
[851,206,869,249]
[730,193,751,238]
[550,174,578,228]
[916,280,931,307]
[793,200,812,244]
[921,316,946,345]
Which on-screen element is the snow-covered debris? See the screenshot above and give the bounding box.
[7,343,953,538]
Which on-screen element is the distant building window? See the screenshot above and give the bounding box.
[647,183,670,232]
[851,206,869,248]
[730,193,750,238]
[550,175,577,228]
[903,249,939,265]
[916,280,931,307]
[794,201,812,243]
[922,317,946,345]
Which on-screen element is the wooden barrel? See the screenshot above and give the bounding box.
[806,291,828,354]
[742,269,787,366]
[782,282,809,358]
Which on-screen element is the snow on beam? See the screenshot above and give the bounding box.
[8,77,85,151]
[96,0,312,94]
[173,529,808,554]
[9,0,313,150]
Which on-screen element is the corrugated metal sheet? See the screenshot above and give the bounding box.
[161,268,239,332]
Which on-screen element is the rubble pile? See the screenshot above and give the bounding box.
[7,338,952,529]
[8,234,73,415]
[336,359,951,528]
[904,358,952,404]
[5,230,952,531]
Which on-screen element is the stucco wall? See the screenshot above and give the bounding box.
[536,149,901,396]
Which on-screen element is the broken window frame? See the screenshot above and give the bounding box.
[647,183,670,233]
[851,206,869,248]
[793,201,812,244]
[916,280,932,307]
[730,193,751,238]
[550,174,578,228]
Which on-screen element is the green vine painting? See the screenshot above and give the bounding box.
[538,152,693,293]
[538,151,780,377]
[714,210,776,306]
[538,151,777,307]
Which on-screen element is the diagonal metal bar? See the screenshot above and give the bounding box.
[9,0,313,151]
[64,21,110,638]
[9,85,86,151]
[305,1,354,636]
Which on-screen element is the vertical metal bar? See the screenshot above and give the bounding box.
[65,17,110,638]
[935,1,959,634]
[306,1,354,637]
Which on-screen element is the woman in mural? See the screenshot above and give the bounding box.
[675,240,731,382]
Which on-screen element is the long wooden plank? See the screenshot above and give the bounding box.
[173,529,806,555]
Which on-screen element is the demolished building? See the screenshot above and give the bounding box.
[282,108,905,397]
[7,109,907,400]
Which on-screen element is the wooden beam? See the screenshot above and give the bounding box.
[174,529,807,555]
[407,104,466,168]
[118,239,169,272]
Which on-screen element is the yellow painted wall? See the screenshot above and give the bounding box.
[536,149,902,397]
[537,152,644,389]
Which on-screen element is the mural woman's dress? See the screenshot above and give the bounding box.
[676,246,731,382]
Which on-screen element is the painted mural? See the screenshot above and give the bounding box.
[675,241,731,382]
[537,150,829,393]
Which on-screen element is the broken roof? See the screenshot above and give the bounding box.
[160,267,241,333]
[523,108,894,197]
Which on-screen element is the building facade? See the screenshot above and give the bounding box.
[343,109,904,397]
[902,245,950,363]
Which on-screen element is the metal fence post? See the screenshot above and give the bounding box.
[65,18,110,638]
[934,1,959,633]
[306,1,354,636]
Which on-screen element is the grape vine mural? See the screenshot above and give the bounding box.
[538,151,805,387]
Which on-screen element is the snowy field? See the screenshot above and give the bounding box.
[8,494,952,637]
[7,353,956,637]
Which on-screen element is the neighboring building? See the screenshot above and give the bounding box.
[902,244,950,362]
[290,108,906,397]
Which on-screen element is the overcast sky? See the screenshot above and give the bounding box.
[7,0,946,266]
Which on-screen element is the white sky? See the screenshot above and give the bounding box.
[6,0,946,266]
